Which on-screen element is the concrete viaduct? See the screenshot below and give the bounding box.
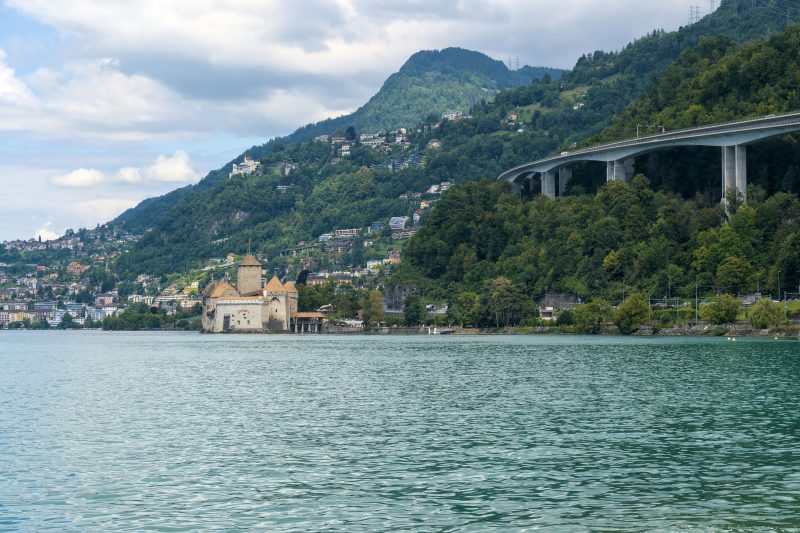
[498,112,800,203]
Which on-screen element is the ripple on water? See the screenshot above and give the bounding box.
[0,332,799,531]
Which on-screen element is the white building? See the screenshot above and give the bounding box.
[229,155,261,178]
[335,228,359,238]
[388,216,409,230]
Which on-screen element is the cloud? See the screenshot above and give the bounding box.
[116,166,142,184]
[35,222,60,241]
[139,150,198,183]
[0,0,694,241]
[1,1,692,144]
[51,151,199,189]
[0,51,197,142]
[50,167,105,187]
[0,49,35,104]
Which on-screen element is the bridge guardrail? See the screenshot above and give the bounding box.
[502,112,800,177]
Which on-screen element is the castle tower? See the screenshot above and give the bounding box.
[263,276,289,331]
[284,281,299,316]
[237,255,262,296]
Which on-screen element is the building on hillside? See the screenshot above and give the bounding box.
[95,293,114,308]
[324,240,352,254]
[334,228,359,238]
[67,262,87,276]
[537,292,580,321]
[201,254,303,333]
[388,216,409,230]
[384,250,401,264]
[229,155,261,178]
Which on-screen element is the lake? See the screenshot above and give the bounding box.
[1,332,798,531]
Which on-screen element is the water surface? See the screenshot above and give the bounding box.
[1,332,799,531]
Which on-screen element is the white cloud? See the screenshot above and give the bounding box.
[0,49,35,104]
[35,222,60,241]
[140,150,198,183]
[51,151,199,189]
[1,1,692,145]
[116,166,143,184]
[50,167,106,187]
[0,52,196,142]
[6,1,690,74]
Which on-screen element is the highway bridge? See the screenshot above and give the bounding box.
[498,112,800,203]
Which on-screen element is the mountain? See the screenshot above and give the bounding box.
[400,20,800,311]
[283,48,562,143]
[112,48,562,234]
[113,0,800,279]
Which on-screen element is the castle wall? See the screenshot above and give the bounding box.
[206,298,263,332]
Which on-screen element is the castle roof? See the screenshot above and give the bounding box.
[239,254,261,267]
[203,280,239,298]
[264,276,285,292]
[284,282,298,294]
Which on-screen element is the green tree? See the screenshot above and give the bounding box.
[30,317,50,330]
[362,290,385,327]
[448,291,481,327]
[556,309,574,326]
[403,293,426,326]
[615,293,650,335]
[59,312,80,330]
[748,298,781,329]
[573,299,611,334]
[715,256,751,294]
[481,277,533,328]
[699,294,740,324]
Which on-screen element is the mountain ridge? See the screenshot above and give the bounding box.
[112,47,562,233]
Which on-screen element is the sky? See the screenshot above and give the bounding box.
[0,0,695,242]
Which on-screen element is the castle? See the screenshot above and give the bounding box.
[201,254,303,333]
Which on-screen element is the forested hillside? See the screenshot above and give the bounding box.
[402,181,799,315]
[398,23,800,325]
[596,28,800,137]
[113,0,800,282]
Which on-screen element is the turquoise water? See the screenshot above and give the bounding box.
[1,332,799,531]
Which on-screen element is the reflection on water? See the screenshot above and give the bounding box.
[1,332,799,531]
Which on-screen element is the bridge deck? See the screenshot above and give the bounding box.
[500,112,800,181]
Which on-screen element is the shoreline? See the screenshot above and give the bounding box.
[4,325,798,338]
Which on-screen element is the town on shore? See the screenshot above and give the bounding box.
[2,111,799,337]
[2,229,798,337]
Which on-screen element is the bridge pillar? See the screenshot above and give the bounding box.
[542,171,556,199]
[607,159,634,182]
[722,145,747,203]
[558,167,572,196]
[510,179,523,199]
[624,159,635,181]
